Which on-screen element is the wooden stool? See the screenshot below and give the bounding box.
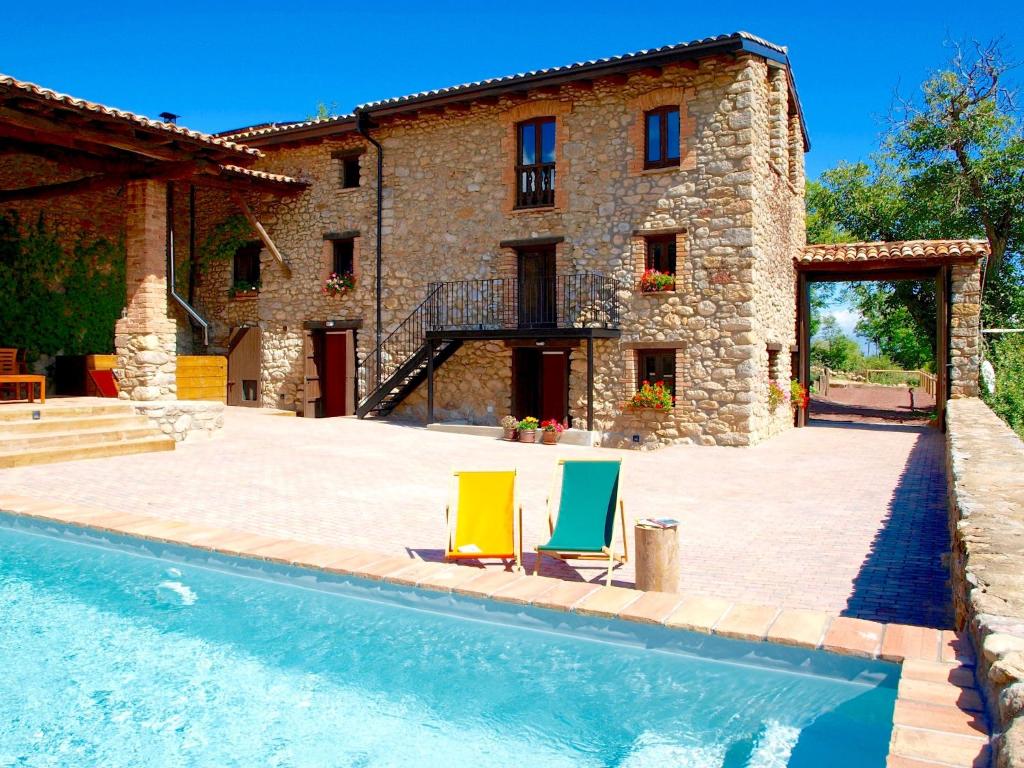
[634,520,680,593]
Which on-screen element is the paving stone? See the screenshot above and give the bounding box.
[714,604,779,641]
[893,699,987,738]
[765,609,831,649]
[823,616,885,658]
[574,586,642,618]
[532,580,602,612]
[897,678,985,713]
[664,596,732,633]
[616,590,684,624]
[889,726,989,767]
[882,624,943,662]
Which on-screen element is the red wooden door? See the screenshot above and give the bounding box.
[539,350,568,423]
[322,332,348,417]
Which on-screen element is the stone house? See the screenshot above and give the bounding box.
[188,32,808,447]
[1,32,985,449]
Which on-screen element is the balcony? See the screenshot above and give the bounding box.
[515,162,556,209]
[424,272,621,340]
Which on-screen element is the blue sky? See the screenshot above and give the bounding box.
[1,1,1021,180]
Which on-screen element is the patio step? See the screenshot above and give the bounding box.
[0,423,164,449]
[0,400,175,467]
[0,435,174,468]
[0,401,136,422]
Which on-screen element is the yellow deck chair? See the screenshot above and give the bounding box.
[445,470,522,571]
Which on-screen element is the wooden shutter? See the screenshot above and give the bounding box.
[302,330,321,418]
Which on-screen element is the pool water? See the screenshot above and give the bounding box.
[0,516,898,767]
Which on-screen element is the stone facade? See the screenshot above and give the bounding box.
[951,262,983,398]
[133,400,225,442]
[115,181,178,401]
[194,53,807,447]
[946,398,1024,767]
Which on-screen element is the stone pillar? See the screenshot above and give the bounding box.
[950,261,982,398]
[115,180,177,401]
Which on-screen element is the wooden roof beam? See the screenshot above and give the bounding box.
[231,192,292,278]
[0,160,197,203]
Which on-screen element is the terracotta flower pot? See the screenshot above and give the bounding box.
[542,431,559,445]
[519,429,537,443]
[502,427,516,441]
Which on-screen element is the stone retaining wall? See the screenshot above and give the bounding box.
[133,400,225,442]
[946,398,1024,767]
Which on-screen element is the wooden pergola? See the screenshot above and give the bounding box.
[795,240,990,430]
[0,73,308,400]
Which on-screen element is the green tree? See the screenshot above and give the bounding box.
[807,40,1024,372]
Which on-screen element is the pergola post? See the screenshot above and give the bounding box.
[427,338,436,423]
[114,180,177,400]
[586,336,594,431]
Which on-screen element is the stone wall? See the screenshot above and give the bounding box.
[194,53,807,445]
[951,262,983,398]
[946,398,1024,767]
[134,400,225,442]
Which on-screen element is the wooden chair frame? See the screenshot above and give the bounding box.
[444,468,524,572]
[534,457,629,586]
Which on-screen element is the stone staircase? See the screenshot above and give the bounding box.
[0,400,175,468]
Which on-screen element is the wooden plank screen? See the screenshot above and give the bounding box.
[302,330,321,418]
[177,356,227,402]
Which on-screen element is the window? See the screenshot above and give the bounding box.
[332,238,354,276]
[341,156,360,188]
[645,235,676,274]
[232,241,261,290]
[516,117,556,208]
[644,106,680,169]
[332,150,362,189]
[637,350,676,393]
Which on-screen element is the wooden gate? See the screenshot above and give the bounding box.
[227,327,261,407]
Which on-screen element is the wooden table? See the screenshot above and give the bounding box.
[0,374,46,403]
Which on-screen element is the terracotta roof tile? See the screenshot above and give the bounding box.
[798,240,990,264]
[219,164,307,186]
[219,31,797,143]
[0,73,261,158]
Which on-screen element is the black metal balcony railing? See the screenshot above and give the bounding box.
[515,162,556,208]
[357,273,620,411]
[426,272,620,332]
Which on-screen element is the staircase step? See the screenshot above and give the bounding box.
[0,413,153,435]
[0,402,135,423]
[0,436,174,469]
[0,424,163,450]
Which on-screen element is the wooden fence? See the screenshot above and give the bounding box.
[176,356,227,402]
[815,368,937,397]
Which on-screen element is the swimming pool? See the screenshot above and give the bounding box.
[0,514,898,767]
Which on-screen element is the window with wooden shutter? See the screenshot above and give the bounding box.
[637,349,676,393]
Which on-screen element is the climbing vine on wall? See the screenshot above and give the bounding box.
[198,214,252,271]
[0,212,126,360]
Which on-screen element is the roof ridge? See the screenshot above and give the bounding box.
[0,72,260,157]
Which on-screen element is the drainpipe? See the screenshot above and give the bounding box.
[166,182,210,346]
[356,109,384,386]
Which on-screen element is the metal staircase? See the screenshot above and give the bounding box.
[357,286,461,418]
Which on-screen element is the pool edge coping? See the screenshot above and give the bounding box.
[0,493,992,767]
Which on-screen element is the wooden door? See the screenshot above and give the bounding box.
[518,247,556,328]
[322,331,355,417]
[512,347,568,423]
[540,350,569,423]
[302,330,322,418]
[227,327,261,407]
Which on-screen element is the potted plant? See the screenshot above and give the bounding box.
[639,268,675,293]
[229,279,260,300]
[768,380,786,413]
[626,380,674,411]
[790,379,809,413]
[517,416,539,443]
[500,415,518,441]
[540,419,564,445]
[323,271,356,297]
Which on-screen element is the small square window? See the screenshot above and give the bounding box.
[644,106,681,169]
[637,350,676,394]
[645,235,676,275]
[232,241,261,290]
[341,156,360,188]
[332,238,354,276]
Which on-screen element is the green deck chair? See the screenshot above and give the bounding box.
[534,458,628,586]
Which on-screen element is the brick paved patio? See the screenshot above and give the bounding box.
[0,408,952,627]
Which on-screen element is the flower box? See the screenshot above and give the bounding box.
[639,269,675,293]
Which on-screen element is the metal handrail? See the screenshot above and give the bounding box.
[357,273,620,407]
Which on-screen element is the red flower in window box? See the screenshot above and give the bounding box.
[627,380,674,410]
[639,269,675,293]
